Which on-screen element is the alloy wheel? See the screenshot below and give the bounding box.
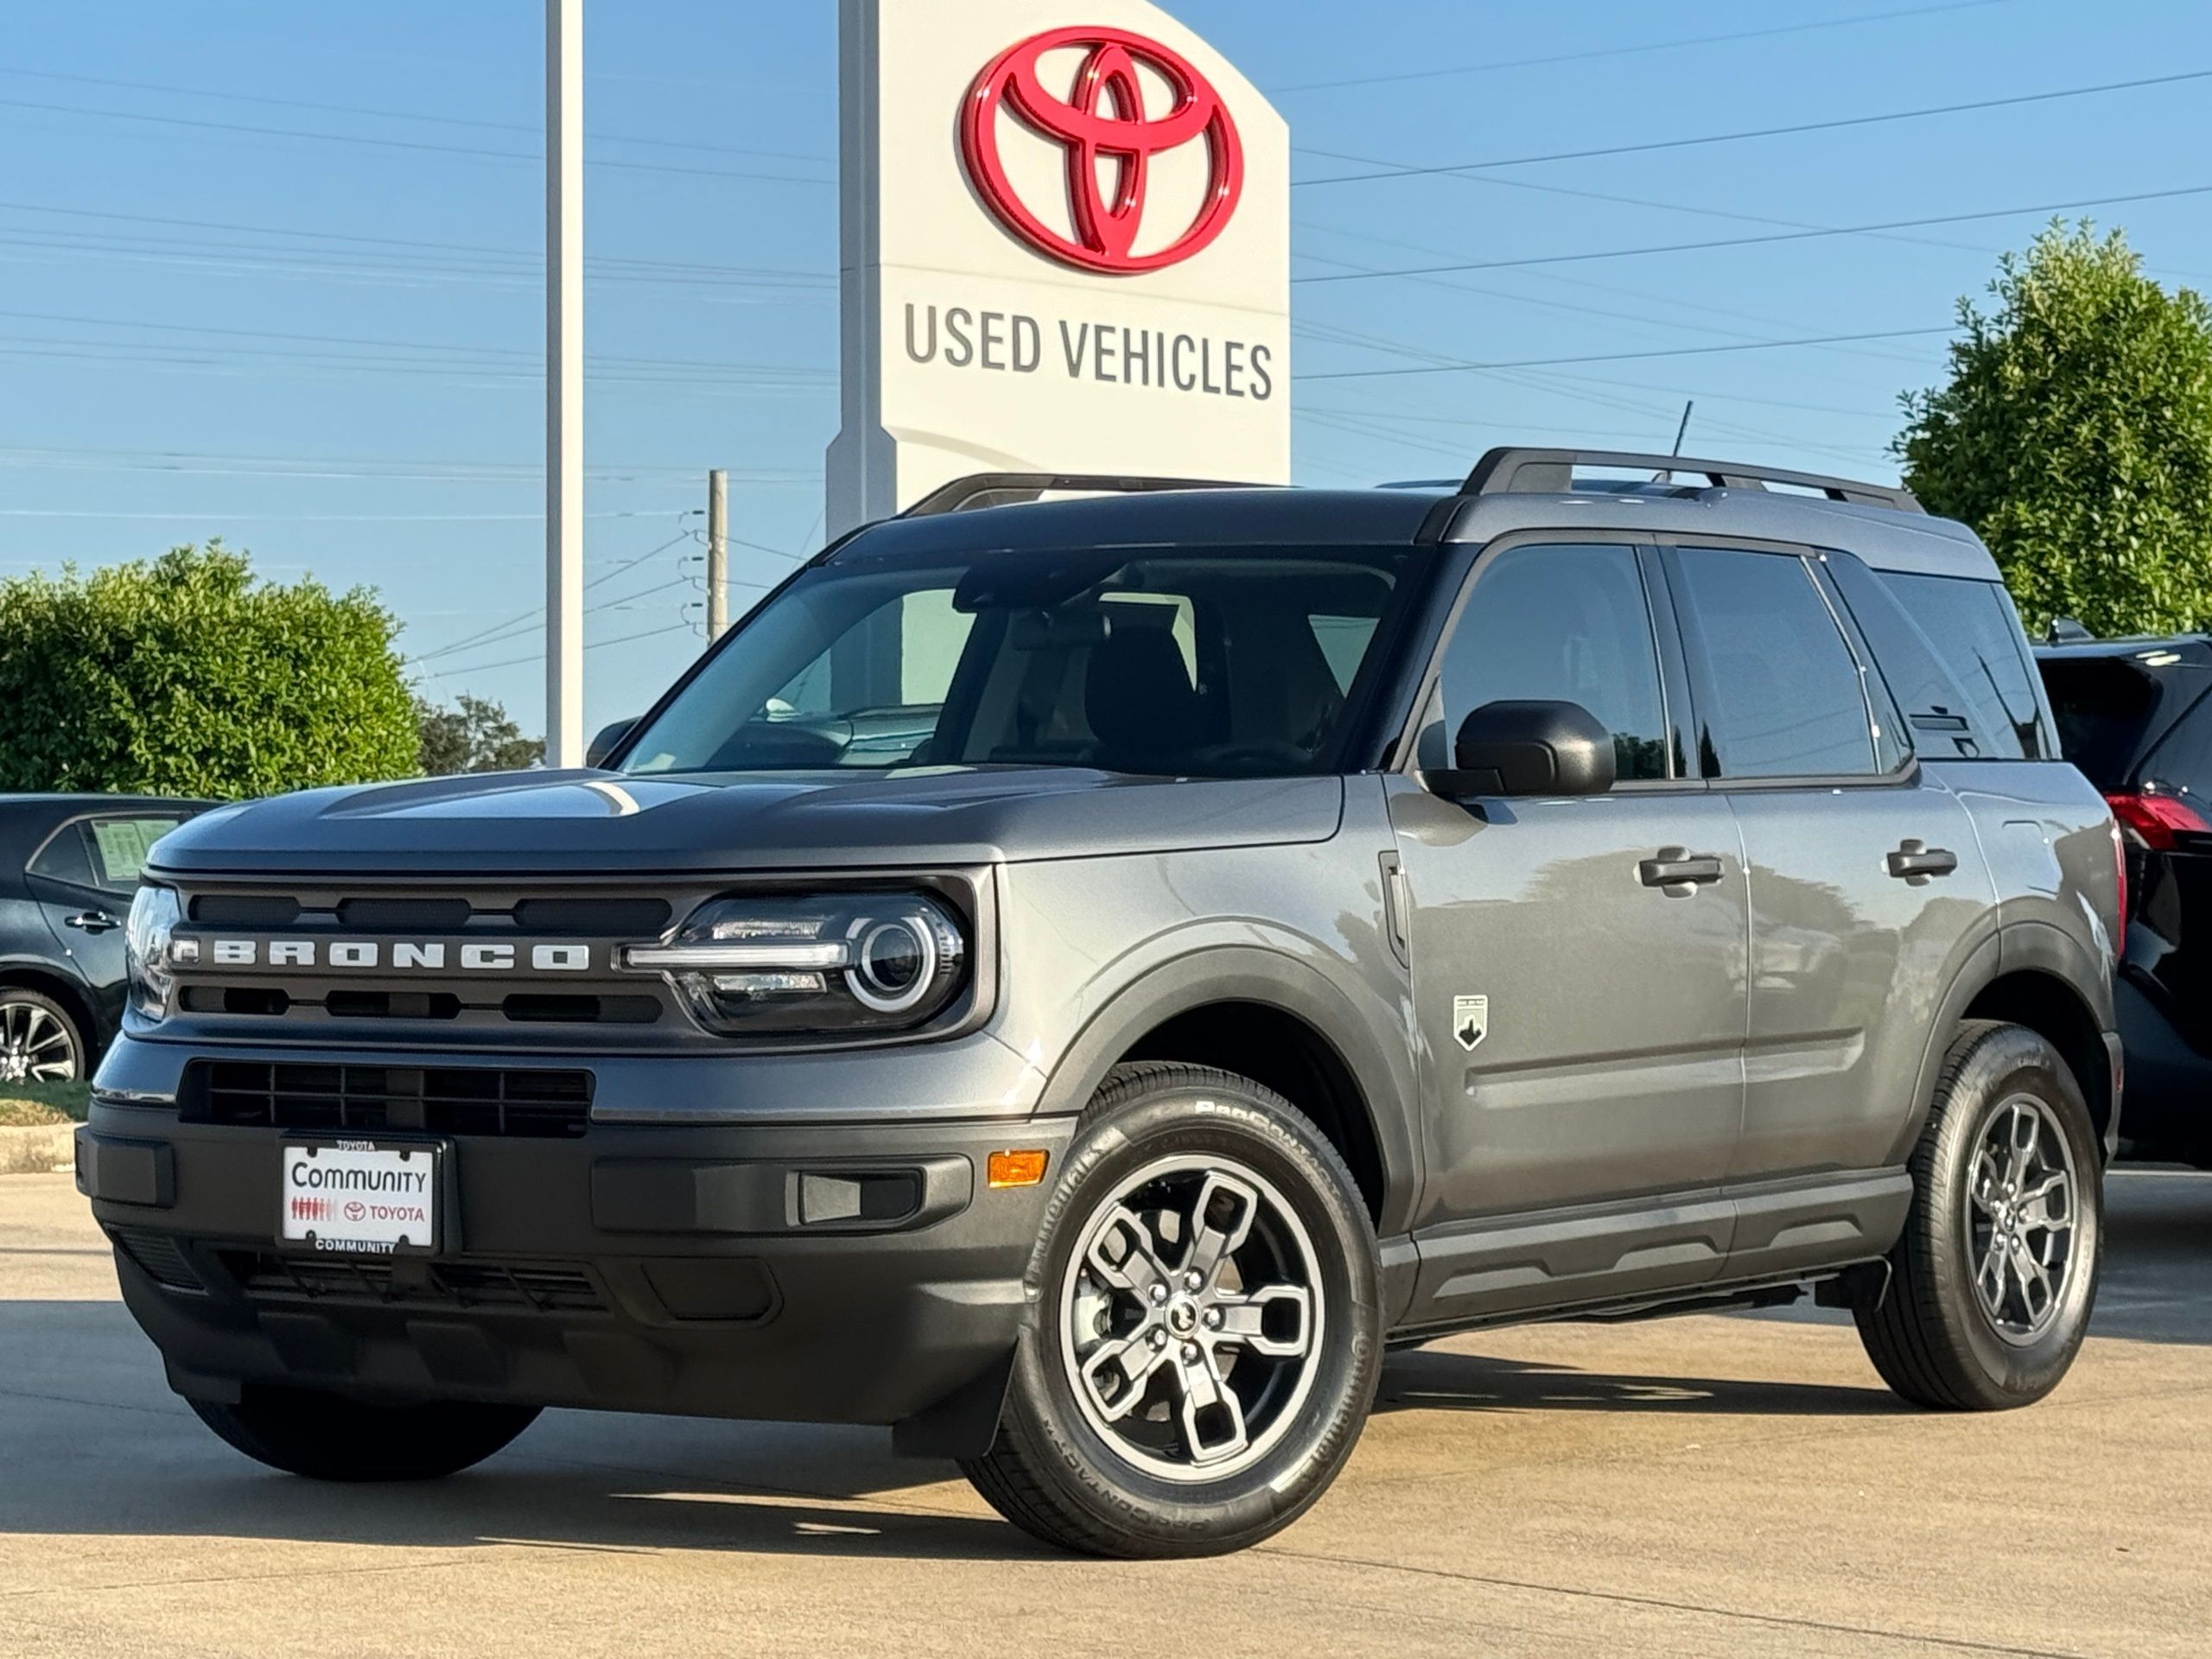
[1966,1095,2078,1344]
[1057,1153,1325,1484]
[0,997,79,1084]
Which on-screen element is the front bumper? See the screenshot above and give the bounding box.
[79,1045,1071,1443]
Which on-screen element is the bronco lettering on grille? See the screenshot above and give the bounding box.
[204,940,594,972]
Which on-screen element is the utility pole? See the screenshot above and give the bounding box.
[544,0,584,767]
[706,468,729,639]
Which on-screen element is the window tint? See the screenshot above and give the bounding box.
[2038,654,2195,789]
[1878,572,2048,759]
[1826,554,1984,758]
[622,548,1414,778]
[1440,542,1671,781]
[1669,545,1878,779]
[28,816,187,893]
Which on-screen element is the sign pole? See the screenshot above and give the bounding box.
[544,0,585,766]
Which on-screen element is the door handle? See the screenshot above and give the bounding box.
[1886,841,1959,882]
[1638,849,1726,889]
[64,911,120,934]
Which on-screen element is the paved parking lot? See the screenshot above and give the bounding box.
[4,1168,2209,1658]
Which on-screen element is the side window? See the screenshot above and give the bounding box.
[1826,552,1981,757]
[1440,542,1671,781]
[1877,572,2048,759]
[1669,545,1878,779]
[30,816,188,894]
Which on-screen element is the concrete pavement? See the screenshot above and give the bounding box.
[4,1168,2210,1657]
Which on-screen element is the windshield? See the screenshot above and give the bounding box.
[620,543,1419,778]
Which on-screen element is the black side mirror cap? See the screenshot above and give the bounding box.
[1429,699,1616,798]
[586,717,638,770]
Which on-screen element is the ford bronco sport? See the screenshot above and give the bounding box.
[80,448,2122,1559]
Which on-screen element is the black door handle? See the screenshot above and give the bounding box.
[1887,841,1959,882]
[1639,849,1726,889]
[64,911,120,934]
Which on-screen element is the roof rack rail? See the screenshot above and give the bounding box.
[899,472,1264,518]
[1461,448,1923,513]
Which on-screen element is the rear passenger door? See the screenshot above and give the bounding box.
[1662,542,1994,1191]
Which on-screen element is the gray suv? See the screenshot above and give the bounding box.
[79,448,2122,1559]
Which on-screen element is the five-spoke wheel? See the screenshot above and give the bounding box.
[1966,1096,2078,1343]
[964,1063,1380,1558]
[1060,1157,1322,1480]
[1857,1020,2101,1410]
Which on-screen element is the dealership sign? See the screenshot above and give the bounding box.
[827,1,1290,533]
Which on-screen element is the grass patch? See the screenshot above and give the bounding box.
[0,1079,92,1124]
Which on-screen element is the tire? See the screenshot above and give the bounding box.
[962,1062,1382,1558]
[1856,1020,2102,1410]
[189,1384,540,1481]
[0,988,86,1084]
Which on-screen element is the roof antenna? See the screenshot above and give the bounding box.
[1654,399,1694,485]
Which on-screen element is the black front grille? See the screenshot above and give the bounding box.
[186,1062,593,1138]
[219,1251,605,1313]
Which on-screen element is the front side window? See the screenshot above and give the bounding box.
[620,545,1416,779]
[1669,545,1879,779]
[1437,542,1672,781]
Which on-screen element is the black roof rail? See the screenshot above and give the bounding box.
[899,472,1266,518]
[1460,447,1923,513]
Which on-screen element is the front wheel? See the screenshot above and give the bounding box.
[1856,1020,2101,1410]
[190,1384,540,1481]
[963,1063,1382,1558]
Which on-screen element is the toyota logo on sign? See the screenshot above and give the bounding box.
[960,26,1244,276]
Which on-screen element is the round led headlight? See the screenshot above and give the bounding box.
[125,884,187,1023]
[623,892,969,1039]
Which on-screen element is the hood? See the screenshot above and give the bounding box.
[149,766,1346,877]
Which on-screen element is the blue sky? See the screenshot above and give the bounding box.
[3,0,2208,732]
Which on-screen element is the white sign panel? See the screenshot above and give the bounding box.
[827,0,1291,534]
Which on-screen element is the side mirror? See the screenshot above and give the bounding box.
[1433,699,1615,798]
[586,717,637,770]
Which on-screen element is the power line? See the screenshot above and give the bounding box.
[433,621,698,679]
[0,94,830,186]
[0,200,832,288]
[1294,182,2212,283]
[1294,68,2212,186]
[0,65,833,168]
[1294,327,1953,383]
[1270,0,2019,93]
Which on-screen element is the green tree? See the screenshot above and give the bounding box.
[1896,222,2212,638]
[0,543,417,799]
[416,693,543,775]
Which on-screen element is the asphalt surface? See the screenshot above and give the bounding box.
[3,1168,2209,1658]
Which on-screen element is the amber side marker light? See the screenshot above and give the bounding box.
[988,1149,1049,1189]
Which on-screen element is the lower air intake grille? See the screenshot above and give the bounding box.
[110,1229,205,1292]
[219,1252,605,1313]
[186,1063,593,1139]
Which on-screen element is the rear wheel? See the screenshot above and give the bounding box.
[0,988,85,1084]
[963,1063,1382,1558]
[190,1384,540,1481]
[1857,1021,2101,1409]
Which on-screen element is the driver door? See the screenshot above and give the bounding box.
[26,807,200,1052]
[1389,538,1749,1319]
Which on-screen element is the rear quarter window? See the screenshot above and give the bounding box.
[1874,571,2052,760]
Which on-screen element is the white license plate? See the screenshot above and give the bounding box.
[280,1141,440,1254]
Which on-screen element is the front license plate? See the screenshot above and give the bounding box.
[280,1141,440,1255]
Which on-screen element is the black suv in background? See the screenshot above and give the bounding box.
[0,796,210,1083]
[2038,635,2212,1164]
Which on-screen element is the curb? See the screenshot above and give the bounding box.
[0,1123,74,1175]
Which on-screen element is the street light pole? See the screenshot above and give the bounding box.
[545,0,584,767]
